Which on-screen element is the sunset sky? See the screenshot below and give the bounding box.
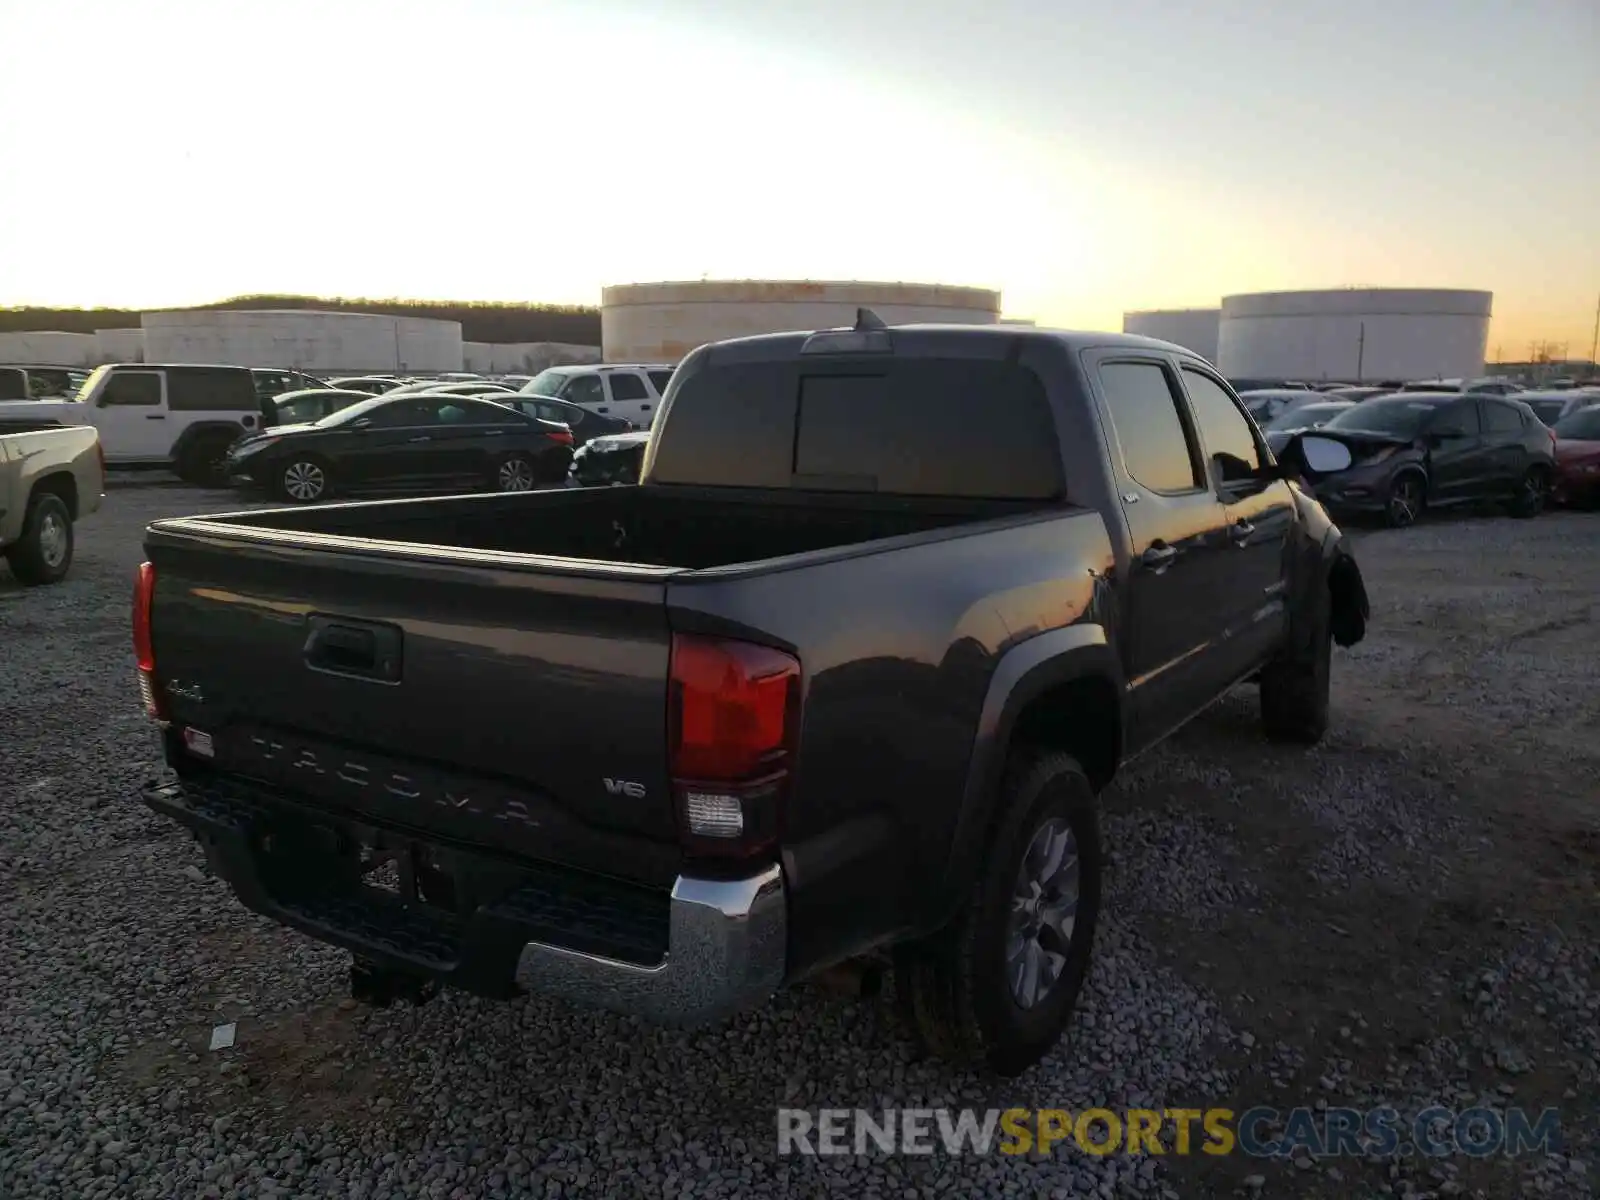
[1,0,1595,354]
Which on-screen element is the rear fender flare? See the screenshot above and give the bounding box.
[932,625,1123,922]
[170,420,251,463]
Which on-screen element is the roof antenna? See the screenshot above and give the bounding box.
[854,307,888,331]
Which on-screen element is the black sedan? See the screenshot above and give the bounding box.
[567,430,649,486]
[1309,393,1556,527]
[225,393,574,503]
[494,394,633,445]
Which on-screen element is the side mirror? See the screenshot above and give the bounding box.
[1298,434,1354,474]
[350,417,372,430]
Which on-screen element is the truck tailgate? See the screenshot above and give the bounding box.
[144,527,682,889]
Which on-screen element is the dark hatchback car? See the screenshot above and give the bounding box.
[566,429,649,486]
[226,392,574,503]
[494,394,632,446]
[1311,394,1557,527]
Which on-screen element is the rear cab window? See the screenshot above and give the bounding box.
[0,368,25,400]
[649,352,1063,498]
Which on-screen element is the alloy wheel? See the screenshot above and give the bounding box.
[1006,818,1081,1009]
[497,458,535,491]
[283,461,326,501]
[1388,478,1421,527]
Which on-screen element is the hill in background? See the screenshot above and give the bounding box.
[0,295,602,346]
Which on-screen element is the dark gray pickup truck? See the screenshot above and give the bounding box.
[135,315,1369,1075]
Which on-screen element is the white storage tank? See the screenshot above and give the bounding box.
[95,328,146,363]
[1217,289,1492,383]
[601,280,1001,363]
[1122,308,1221,363]
[0,331,100,366]
[140,309,464,374]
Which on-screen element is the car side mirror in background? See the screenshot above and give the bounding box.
[350,417,372,430]
[1299,435,1353,474]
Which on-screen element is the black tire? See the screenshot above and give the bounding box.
[176,434,236,488]
[1260,585,1332,744]
[1383,472,1425,528]
[276,457,332,504]
[1507,465,1548,519]
[4,491,73,586]
[894,750,1101,1077]
[492,453,538,492]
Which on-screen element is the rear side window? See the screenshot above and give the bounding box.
[101,371,162,406]
[0,368,25,400]
[1484,402,1523,433]
[168,368,258,412]
[608,373,648,402]
[1098,362,1202,493]
[648,370,673,396]
[650,356,1063,498]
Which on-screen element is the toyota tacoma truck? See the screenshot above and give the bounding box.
[1,425,104,585]
[134,315,1369,1075]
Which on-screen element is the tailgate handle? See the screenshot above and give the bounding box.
[304,616,402,683]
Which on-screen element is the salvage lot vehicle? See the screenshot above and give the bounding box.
[1316,393,1558,527]
[0,425,104,584]
[134,316,1368,1076]
[0,365,86,402]
[224,391,575,502]
[0,363,265,487]
[566,428,649,484]
[1551,405,1600,508]
[518,363,675,426]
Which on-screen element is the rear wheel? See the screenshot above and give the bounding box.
[493,454,537,492]
[5,491,73,586]
[1384,473,1424,528]
[894,750,1101,1076]
[278,457,331,503]
[1507,466,1548,519]
[176,433,236,488]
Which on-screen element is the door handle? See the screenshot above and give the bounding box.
[1230,520,1255,543]
[145,414,166,420]
[1141,543,1177,569]
[407,435,431,443]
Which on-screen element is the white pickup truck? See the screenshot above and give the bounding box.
[0,426,105,585]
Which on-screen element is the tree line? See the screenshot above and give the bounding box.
[0,295,602,345]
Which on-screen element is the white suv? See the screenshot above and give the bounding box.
[518,364,674,428]
[0,363,266,486]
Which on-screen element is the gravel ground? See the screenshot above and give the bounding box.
[1,489,1596,1199]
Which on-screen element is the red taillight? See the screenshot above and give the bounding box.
[132,561,166,721]
[547,428,574,446]
[668,633,800,860]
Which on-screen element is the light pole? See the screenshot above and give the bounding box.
[1590,291,1599,371]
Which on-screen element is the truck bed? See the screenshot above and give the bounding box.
[187,484,1050,572]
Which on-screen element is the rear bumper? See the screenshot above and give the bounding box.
[141,772,786,1025]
